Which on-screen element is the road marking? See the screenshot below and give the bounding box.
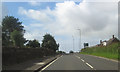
[81,59,85,62]
[35,62,45,65]
[75,56,81,59]
[86,63,93,69]
[78,57,80,59]
[75,56,85,62]
[40,55,62,72]
[75,55,96,70]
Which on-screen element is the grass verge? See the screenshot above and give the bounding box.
[80,43,119,60]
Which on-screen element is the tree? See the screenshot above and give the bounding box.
[42,34,59,52]
[69,50,74,53]
[57,51,66,54]
[10,30,26,47]
[26,39,40,48]
[2,16,25,46]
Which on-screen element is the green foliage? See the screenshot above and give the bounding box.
[2,16,25,47]
[26,39,40,48]
[80,43,119,60]
[42,34,59,52]
[69,50,74,53]
[57,51,66,54]
[10,30,26,47]
[2,16,24,32]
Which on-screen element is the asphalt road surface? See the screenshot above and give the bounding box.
[40,53,118,71]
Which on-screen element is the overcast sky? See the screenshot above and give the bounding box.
[3,0,118,53]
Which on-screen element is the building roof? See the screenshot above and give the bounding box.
[106,37,119,45]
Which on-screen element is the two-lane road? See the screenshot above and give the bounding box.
[40,53,118,71]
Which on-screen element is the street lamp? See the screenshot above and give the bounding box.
[72,35,74,51]
[77,29,81,51]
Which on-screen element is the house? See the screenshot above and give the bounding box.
[99,35,119,46]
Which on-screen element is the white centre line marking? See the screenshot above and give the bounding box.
[78,57,80,59]
[75,55,96,70]
[81,59,85,62]
[75,56,81,59]
[40,55,62,72]
[86,63,94,69]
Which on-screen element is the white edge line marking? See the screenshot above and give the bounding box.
[41,55,62,71]
[86,63,93,69]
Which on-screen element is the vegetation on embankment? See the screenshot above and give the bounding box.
[80,43,120,60]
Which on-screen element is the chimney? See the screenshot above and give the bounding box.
[112,35,114,39]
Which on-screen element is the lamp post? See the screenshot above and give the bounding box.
[72,35,74,51]
[77,29,81,51]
